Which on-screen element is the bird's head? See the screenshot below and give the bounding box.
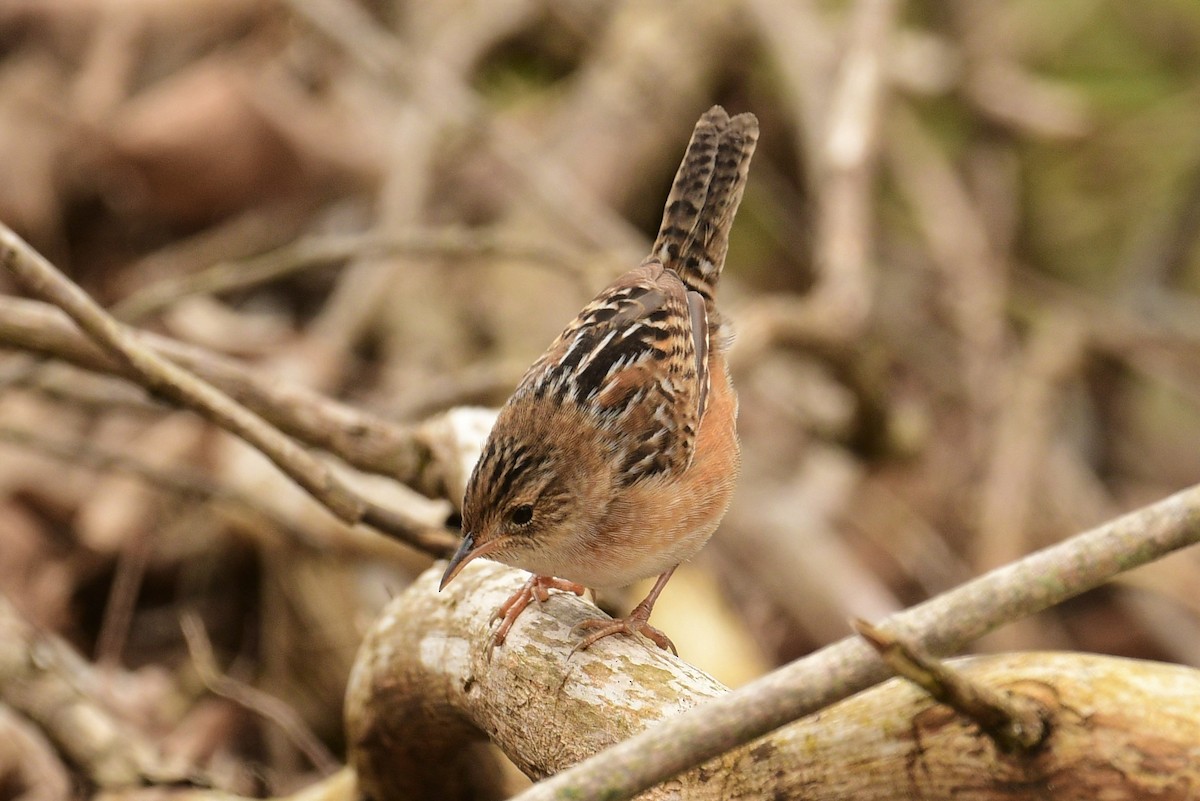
[439,412,606,590]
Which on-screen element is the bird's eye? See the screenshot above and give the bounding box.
[510,504,534,526]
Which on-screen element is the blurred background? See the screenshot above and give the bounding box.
[2,0,1200,795]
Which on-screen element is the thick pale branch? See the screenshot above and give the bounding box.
[346,562,723,801]
[348,561,1200,800]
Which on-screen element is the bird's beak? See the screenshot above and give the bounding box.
[439,532,479,590]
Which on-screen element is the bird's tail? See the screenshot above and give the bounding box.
[651,105,759,310]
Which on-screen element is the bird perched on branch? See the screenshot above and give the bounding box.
[440,106,759,654]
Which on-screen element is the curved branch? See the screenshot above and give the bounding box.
[346,561,724,801]
[348,561,1200,800]
[2,227,374,526]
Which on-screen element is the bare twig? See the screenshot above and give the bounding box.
[744,0,833,153]
[740,0,899,355]
[951,3,1090,139]
[0,705,72,801]
[0,423,430,564]
[108,198,315,310]
[845,481,974,596]
[539,0,748,206]
[807,0,898,335]
[94,524,153,667]
[0,223,455,557]
[0,424,325,548]
[288,0,646,262]
[509,481,1200,800]
[974,314,1088,650]
[854,618,1047,752]
[0,358,158,413]
[719,447,900,645]
[886,102,1011,461]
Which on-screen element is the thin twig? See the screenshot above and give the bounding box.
[510,481,1200,801]
[854,618,1047,752]
[741,0,898,351]
[0,424,425,562]
[0,705,73,801]
[180,613,340,776]
[808,0,898,335]
[110,198,317,304]
[288,0,647,262]
[111,229,588,322]
[0,223,454,557]
[974,314,1087,650]
[94,524,152,668]
[0,358,159,413]
[886,101,1011,463]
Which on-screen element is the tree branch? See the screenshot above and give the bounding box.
[0,294,482,510]
[505,480,1200,800]
[348,559,1200,800]
[0,226,462,556]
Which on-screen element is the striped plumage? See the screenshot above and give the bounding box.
[442,106,759,653]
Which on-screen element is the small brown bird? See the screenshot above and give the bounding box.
[440,106,758,653]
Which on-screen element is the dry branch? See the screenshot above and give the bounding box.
[738,0,898,357]
[0,704,71,801]
[0,295,474,511]
[289,0,646,262]
[0,226,495,557]
[0,423,327,547]
[503,480,1200,800]
[855,618,1046,752]
[1,225,408,536]
[349,561,1200,801]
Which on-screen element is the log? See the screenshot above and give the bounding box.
[347,560,1200,800]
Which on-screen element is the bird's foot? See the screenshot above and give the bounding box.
[491,575,585,648]
[572,606,677,656]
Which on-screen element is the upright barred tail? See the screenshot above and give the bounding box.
[652,106,759,311]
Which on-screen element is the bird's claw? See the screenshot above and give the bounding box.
[571,613,678,656]
[490,575,585,648]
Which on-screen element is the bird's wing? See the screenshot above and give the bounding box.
[517,261,708,486]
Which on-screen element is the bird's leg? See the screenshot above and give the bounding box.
[573,566,678,655]
[491,574,585,648]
